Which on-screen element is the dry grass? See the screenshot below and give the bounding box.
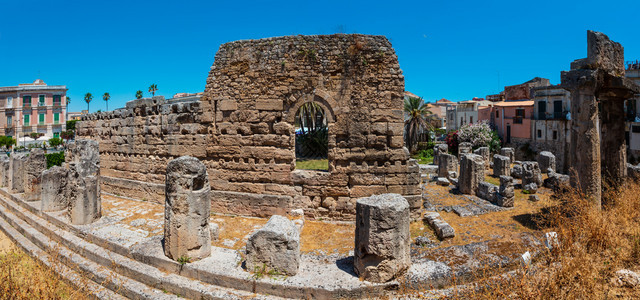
[446,182,640,299]
[0,230,88,299]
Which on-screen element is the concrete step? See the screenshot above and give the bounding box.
[0,191,278,300]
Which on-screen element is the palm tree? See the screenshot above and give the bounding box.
[404,97,433,152]
[65,95,70,122]
[84,93,93,113]
[148,84,158,96]
[135,90,143,99]
[103,92,110,111]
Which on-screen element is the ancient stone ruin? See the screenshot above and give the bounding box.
[459,154,484,195]
[10,152,27,193]
[561,30,640,206]
[163,156,211,261]
[245,215,300,276]
[354,193,410,283]
[24,148,46,201]
[41,166,69,212]
[67,140,102,225]
[76,34,421,220]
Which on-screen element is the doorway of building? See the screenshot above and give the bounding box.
[506,125,511,144]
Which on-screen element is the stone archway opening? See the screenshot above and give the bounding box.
[294,102,328,170]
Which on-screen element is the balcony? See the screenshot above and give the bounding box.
[53,101,62,107]
[38,101,45,107]
[514,116,524,124]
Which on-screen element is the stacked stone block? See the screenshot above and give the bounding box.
[437,153,458,179]
[473,147,490,169]
[433,144,448,165]
[10,152,28,193]
[500,147,515,163]
[68,140,102,225]
[0,156,8,187]
[458,143,472,157]
[497,176,515,207]
[493,154,510,177]
[76,34,422,220]
[538,151,556,173]
[41,166,70,212]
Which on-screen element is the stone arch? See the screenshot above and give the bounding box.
[285,89,337,124]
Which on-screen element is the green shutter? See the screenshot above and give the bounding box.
[39,95,45,105]
[39,114,45,124]
[24,115,29,126]
[53,132,59,138]
[23,96,30,107]
[54,113,59,123]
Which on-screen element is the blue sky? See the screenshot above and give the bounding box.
[1,0,639,112]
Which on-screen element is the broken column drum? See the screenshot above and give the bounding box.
[41,166,70,212]
[354,193,410,283]
[68,139,102,225]
[163,156,211,261]
[433,144,448,165]
[245,215,300,276]
[437,153,458,178]
[458,142,472,157]
[493,154,511,177]
[521,161,543,187]
[537,151,556,174]
[473,147,490,169]
[10,152,28,193]
[0,156,9,187]
[459,154,485,195]
[500,148,515,163]
[24,148,46,201]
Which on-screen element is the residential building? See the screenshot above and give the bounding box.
[531,85,572,172]
[492,100,534,145]
[68,110,87,121]
[624,61,640,162]
[446,101,480,131]
[0,79,67,140]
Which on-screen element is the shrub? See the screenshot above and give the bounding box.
[46,152,64,169]
[66,120,77,131]
[60,130,74,141]
[48,137,63,148]
[456,121,502,152]
[0,136,16,149]
[445,131,459,155]
[295,127,328,158]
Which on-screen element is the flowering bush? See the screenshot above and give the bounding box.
[457,121,501,152]
[445,131,459,155]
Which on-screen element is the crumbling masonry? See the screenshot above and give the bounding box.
[76,34,422,220]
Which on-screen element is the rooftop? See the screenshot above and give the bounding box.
[0,79,67,93]
[494,100,534,107]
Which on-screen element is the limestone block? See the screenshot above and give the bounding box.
[68,140,101,225]
[41,166,69,212]
[473,147,490,169]
[423,212,455,239]
[458,142,472,157]
[437,153,457,178]
[10,152,28,193]
[24,149,46,201]
[497,175,515,207]
[500,147,515,163]
[493,154,510,177]
[477,181,498,202]
[459,154,484,195]
[511,164,523,179]
[164,156,211,261]
[255,99,284,111]
[538,151,556,174]
[246,215,300,276]
[354,194,410,283]
[529,195,540,202]
[544,173,570,191]
[0,156,9,187]
[433,144,448,165]
[522,161,543,187]
[436,177,450,186]
[523,183,538,194]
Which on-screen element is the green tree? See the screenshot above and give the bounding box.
[148,84,158,96]
[135,90,143,99]
[103,92,110,111]
[84,93,93,112]
[48,137,63,148]
[404,97,433,152]
[65,95,70,123]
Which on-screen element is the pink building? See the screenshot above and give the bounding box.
[491,100,534,144]
[0,79,67,141]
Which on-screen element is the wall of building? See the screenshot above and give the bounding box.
[77,34,421,220]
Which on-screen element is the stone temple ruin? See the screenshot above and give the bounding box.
[0,31,637,299]
[76,34,421,220]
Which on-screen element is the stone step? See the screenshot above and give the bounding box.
[0,191,278,300]
[0,196,175,299]
[0,210,126,300]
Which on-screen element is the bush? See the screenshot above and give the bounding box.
[445,131,459,155]
[0,136,16,149]
[456,121,501,152]
[48,137,63,148]
[66,120,77,131]
[295,127,328,158]
[60,130,74,141]
[46,152,64,169]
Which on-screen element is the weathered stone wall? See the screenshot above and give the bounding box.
[76,34,421,220]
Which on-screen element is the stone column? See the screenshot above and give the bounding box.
[354,194,410,283]
[566,72,601,207]
[164,156,211,262]
[459,154,484,195]
[437,153,458,178]
[500,147,515,164]
[0,156,9,187]
[41,166,69,212]
[10,152,28,193]
[473,147,490,169]
[24,148,46,201]
[600,98,627,184]
[493,154,510,177]
[246,215,300,276]
[68,140,101,225]
[537,151,556,174]
[458,142,472,157]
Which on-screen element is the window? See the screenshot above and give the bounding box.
[633,125,640,133]
[24,115,30,126]
[496,110,500,118]
[553,130,558,140]
[54,113,59,124]
[22,96,31,107]
[537,130,542,138]
[470,116,473,123]
[53,95,61,106]
[39,95,45,106]
[53,132,60,138]
[6,97,12,108]
[39,113,45,125]
[515,108,525,124]
[460,117,463,125]
[7,116,12,127]
[538,101,546,120]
